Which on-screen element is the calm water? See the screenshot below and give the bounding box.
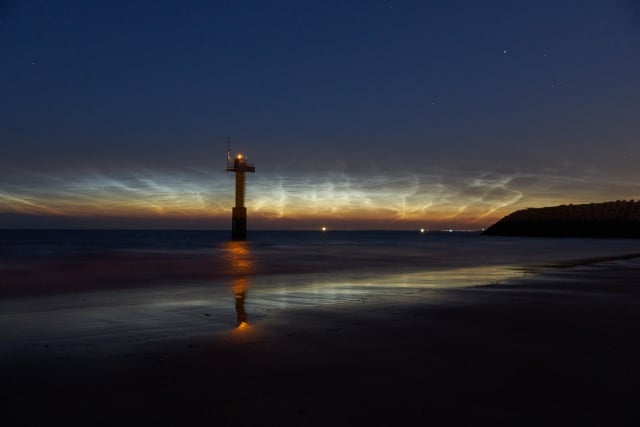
[3,229,639,272]
[1,230,639,352]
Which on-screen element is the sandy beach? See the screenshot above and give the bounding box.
[3,255,640,426]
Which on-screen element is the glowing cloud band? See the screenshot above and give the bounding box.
[1,168,639,229]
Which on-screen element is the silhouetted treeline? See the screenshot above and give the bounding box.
[484,200,640,238]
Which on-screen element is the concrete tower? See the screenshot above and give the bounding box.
[226,149,255,240]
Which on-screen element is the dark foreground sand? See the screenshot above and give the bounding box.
[3,259,640,426]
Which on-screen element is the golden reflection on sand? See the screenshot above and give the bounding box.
[233,277,249,329]
[223,241,253,329]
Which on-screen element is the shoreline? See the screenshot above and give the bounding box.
[3,257,640,425]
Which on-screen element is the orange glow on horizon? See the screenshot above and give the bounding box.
[2,169,636,229]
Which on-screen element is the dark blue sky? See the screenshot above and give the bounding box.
[1,0,639,229]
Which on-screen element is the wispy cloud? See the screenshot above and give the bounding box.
[1,166,639,229]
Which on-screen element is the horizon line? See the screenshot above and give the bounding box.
[0,228,486,232]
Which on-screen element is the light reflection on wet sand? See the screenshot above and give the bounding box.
[222,241,253,330]
[4,247,640,357]
[0,260,527,356]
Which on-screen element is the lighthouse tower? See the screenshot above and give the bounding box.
[226,149,255,240]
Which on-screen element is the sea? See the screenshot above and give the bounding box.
[1,229,639,354]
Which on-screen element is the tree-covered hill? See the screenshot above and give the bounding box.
[484,200,640,238]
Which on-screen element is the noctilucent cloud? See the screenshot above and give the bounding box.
[1,0,639,229]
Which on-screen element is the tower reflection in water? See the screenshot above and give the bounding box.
[222,241,253,329]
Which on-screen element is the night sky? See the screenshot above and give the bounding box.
[2,0,639,230]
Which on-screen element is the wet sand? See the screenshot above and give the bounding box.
[3,259,640,426]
